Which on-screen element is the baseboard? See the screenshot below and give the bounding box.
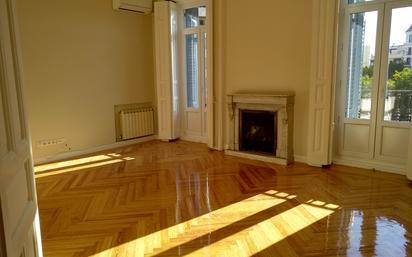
[180,135,208,144]
[333,157,406,175]
[34,135,157,165]
[293,155,307,164]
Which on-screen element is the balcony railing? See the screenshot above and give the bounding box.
[385,89,412,122]
[357,89,412,122]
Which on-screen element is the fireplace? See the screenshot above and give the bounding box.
[240,110,277,155]
[226,93,294,165]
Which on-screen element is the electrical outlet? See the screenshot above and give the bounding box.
[37,138,67,148]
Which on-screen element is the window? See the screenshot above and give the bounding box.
[184,6,206,28]
[383,7,412,122]
[409,34,412,43]
[185,34,199,109]
[345,11,378,119]
[184,5,206,109]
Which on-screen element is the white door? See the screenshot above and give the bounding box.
[181,4,208,143]
[336,0,412,173]
[0,0,42,256]
[154,1,181,141]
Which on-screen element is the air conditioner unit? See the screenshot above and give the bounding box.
[113,0,153,14]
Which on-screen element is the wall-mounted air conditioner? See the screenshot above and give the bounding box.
[113,0,153,14]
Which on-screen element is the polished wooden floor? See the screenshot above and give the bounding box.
[34,140,412,257]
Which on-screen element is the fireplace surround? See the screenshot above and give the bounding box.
[226,93,295,165]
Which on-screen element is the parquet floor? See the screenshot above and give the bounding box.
[34,140,412,257]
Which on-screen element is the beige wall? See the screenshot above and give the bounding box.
[16,0,154,161]
[216,0,313,157]
[17,0,312,161]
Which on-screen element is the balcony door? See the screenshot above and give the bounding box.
[181,4,208,143]
[336,0,412,173]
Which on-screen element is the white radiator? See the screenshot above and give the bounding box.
[120,108,154,140]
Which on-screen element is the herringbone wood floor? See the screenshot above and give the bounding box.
[34,140,412,257]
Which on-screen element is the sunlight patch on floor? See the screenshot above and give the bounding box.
[184,202,338,257]
[89,191,292,257]
[35,159,124,178]
[34,153,135,178]
[89,194,339,257]
[35,155,113,172]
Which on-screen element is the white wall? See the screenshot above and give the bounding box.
[16,0,155,161]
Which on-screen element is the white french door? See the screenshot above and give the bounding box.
[336,0,412,173]
[181,4,208,143]
[0,0,42,256]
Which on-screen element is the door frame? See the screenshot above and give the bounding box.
[178,0,212,144]
[176,0,215,147]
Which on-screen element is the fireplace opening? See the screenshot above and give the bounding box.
[240,110,277,155]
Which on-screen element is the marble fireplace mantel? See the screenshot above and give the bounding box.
[225,92,295,165]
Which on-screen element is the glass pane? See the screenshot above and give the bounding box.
[384,7,412,122]
[186,33,199,109]
[184,6,206,28]
[203,32,207,108]
[345,11,378,119]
